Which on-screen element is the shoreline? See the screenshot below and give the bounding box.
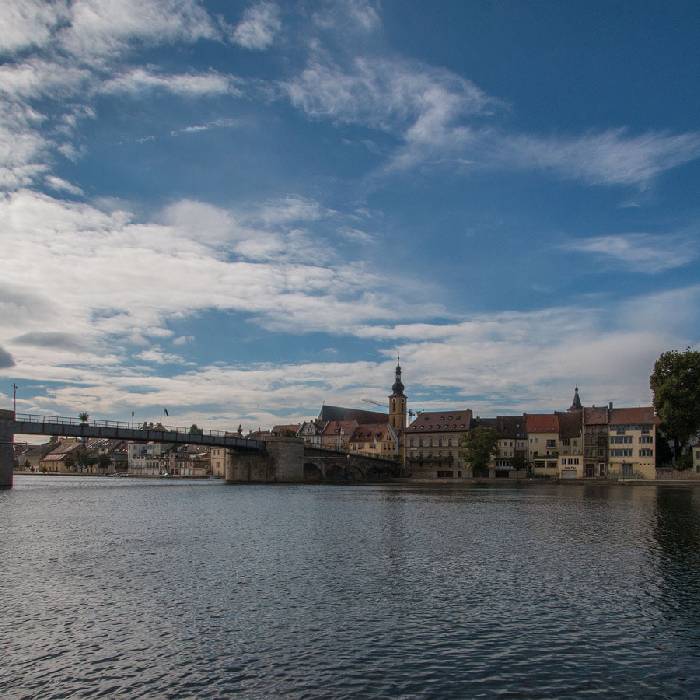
[13,472,700,487]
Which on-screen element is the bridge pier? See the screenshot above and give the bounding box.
[225,437,304,483]
[0,409,14,490]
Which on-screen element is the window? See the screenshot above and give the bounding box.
[640,435,653,444]
[610,435,632,444]
[546,440,556,448]
[611,448,633,457]
[640,448,653,457]
[437,470,454,478]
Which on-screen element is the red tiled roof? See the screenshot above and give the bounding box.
[321,420,358,436]
[350,423,394,442]
[405,409,472,433]
[525,413,559,433]
[584,407,608,425]
[609,407,658,425]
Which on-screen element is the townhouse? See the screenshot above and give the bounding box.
[404,409,473,478]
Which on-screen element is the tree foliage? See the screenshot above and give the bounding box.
[189,424,204,435]
[459,427,499,477]
[650,349,700,461]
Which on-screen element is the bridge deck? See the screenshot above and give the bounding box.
[3,413,263,451]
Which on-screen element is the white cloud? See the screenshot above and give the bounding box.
[0,1,68,55]
[58,0,219,60]
[563,233,698,273]
[498,129,700,189]
[44,176,84,196]
[312,0,381,32]
[232,2,281,50]
[0,103,49,190]
[0,59,91,100]
[284,50,700,185]
[173,335,194,346]
[2,187,698,426]
[170,118,239,136]
[339,227,376,245]
[0,190,428,352]
[246,195,329,226]
[8,286,699,429]
[101,67,238,97]
[135,347,188,365]
[284,53,495,172]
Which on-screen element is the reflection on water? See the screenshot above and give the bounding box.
[1,476,700,697]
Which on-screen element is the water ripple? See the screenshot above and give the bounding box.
[1,478,700,697]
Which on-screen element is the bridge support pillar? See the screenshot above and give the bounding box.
[0,409,14,490]
[225,437,304,483]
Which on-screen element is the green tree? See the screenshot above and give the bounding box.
[79,411,89,424]
[511,452,528,472]
[189,424,204,435]
[459,427,499,477]
[97,453,112,472]
[75,448,97,471]
[650,349,700,463]
[63,454,75,471]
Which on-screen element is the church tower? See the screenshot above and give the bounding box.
[569,386,582,411]
[388,356,407,431]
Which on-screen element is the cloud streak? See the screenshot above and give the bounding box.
[563,233,699,273]
[232,2,281,50]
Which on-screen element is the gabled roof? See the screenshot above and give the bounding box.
[525,413,559,433]
[405,409,472,433]
[319,405,387,424]
[609,407,658,425]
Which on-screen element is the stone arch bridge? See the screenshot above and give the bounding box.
[0,410,399,489]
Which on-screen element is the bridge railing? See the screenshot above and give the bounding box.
[12,412,250,442]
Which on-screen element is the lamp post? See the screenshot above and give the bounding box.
[12,383,18,416]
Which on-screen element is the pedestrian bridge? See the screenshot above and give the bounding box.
[0,410,400,489]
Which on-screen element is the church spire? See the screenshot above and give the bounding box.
[391,356,405,397]
[570,386,582,411]
[388,356,407,432]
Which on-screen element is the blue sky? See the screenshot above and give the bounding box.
[1,0,699,431]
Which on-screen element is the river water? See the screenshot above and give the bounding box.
[2,476,700,698]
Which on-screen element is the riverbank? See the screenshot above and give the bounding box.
[400,476,700,486]
[12,471,222,480]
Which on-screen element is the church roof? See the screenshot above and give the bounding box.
[319,405,387,424]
